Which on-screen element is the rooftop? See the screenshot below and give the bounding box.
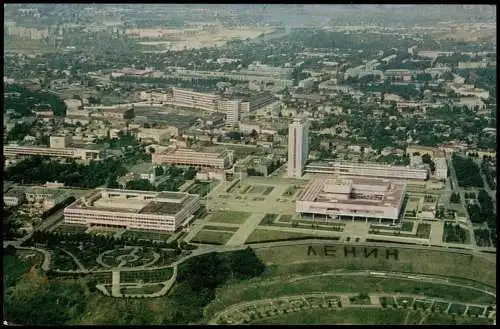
[66,188,197,216]
[299,175,406,209]
[139,201,186,215]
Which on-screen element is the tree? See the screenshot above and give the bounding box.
[226,131,243,140]
[125,179,153,191]
[450,192,461,204]
[183,167,197,180]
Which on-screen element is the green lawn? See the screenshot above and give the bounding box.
[190,230,234,245]
[53,224,88,234]
[423,313,492,325]
[202,225,239,232]
[245,229,317,244]
[278,215,293,222]
[187,182,213,197]
[248,185,268,194]
[400,221,414,232]
[250,308,407,324]
[416,223,432,239]
[282,185,300,197]
[262,186,274,196]
[209,211,251,224]
[119,267,174,283]
[259,214,279,225]
[121,283,165,295]
[121,230,171,241]
[448,303,467,316]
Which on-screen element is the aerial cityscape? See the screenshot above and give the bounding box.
[2,4,497,325]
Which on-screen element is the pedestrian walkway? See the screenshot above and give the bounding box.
[111,271,121,297]
[226,213,266,246]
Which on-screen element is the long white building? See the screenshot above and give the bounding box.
[296,175,407,224]
[287,117,309,178]
[3,144,103,162]
[170,88,220,112]
[64,189,201,232]
[152,147,233,170]
[305,161,428,180]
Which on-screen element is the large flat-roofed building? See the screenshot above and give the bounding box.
[305,161,428,180]
[288,117,309,178]
[88,105,135,120]
[297,176,407,224]
[3,144,103,162]
[63,189,201,232]
[170,88,220,112]
[152,147,233,169]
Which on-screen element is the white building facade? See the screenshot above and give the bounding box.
[287,117,309,178]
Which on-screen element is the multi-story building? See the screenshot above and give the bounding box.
[63,189,201,232]
[24,187,71,210]
[218,99,242,125]
[433,157,448,181]
[296,175,407,224]
[50,135,72,149]
[458,61,488,69]
[87,105,135,120]
[305,161,428,180]
[170,88,220,112]
[287,117,309,178]
[3,144,103,162]
[152,147,233,170]
[3,188,26,207]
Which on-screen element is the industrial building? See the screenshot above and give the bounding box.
[296,176,407,224]
[305,161,428,180]
[287,117,310,178]
[152,147,233,170]
[63,189,201,232]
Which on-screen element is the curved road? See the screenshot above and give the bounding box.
[11,238,496,299]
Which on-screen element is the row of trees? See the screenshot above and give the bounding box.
[168,248,266,324]
[4,84,67,117]
[449,192,461,204]
[443,222,467,244]
[451,154,484,188]
[5,156,127,189]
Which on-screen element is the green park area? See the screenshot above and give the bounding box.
[245,229,322,244]
[187,181,214,197]
[209,211,251,224]
[3,241,496,325]
[121,283,165,295]
[120,229,171,242]
[190,230,234,245]
[202,225,239,232]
